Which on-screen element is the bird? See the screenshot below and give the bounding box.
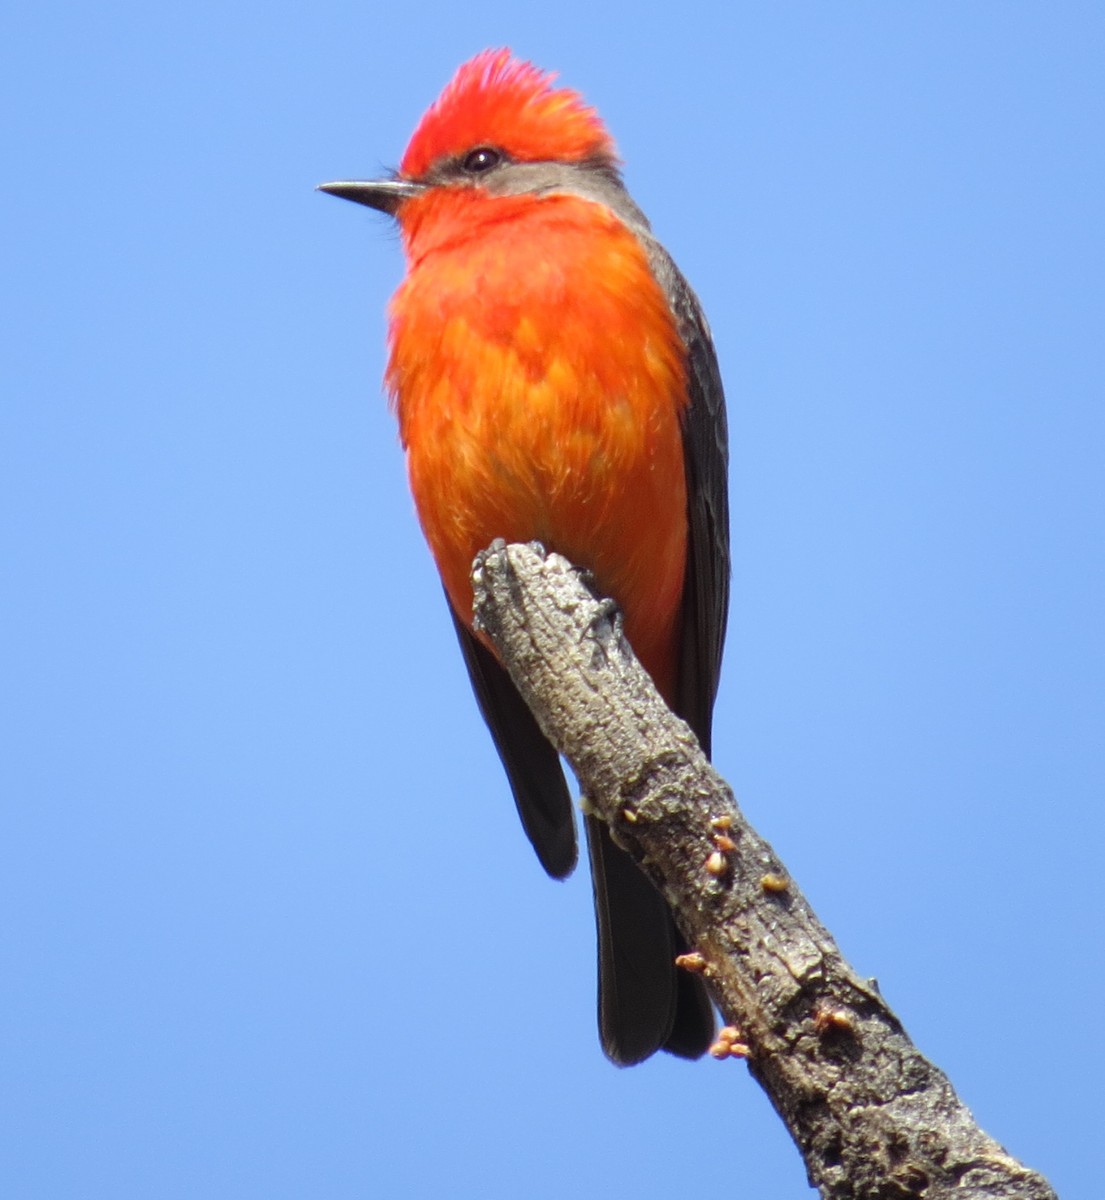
[320,49,729,1065]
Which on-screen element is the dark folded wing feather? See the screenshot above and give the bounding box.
[644,236,731,757]
[449,604,577,880]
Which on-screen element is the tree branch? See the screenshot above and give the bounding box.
[471,540,1056,1200]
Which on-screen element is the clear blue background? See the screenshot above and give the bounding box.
[4,3,1101,1197]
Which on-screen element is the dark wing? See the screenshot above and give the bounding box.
[449,604,577,879]
[645,238,731,758]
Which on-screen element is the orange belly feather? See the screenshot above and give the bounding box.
[386,190,689,702]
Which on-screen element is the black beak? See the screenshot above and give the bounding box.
[316,178,425,216]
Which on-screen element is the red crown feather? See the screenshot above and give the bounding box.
[399,49,617,178]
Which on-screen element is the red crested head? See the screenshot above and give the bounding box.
[398,49,617,179]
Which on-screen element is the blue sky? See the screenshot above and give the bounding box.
[4,3,1102,1197]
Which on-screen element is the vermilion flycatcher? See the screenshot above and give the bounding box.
[321,49,729,1064]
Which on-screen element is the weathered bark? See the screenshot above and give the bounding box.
[471,540,1056,1200]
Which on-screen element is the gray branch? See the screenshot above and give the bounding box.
[471,541,1057,1200]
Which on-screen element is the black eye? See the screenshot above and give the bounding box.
[462,146,502,174]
